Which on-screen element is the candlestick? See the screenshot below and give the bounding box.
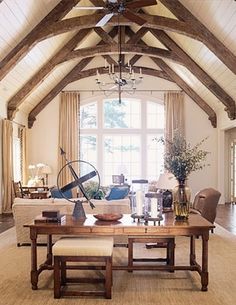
[131,70,135,80]
[151,198,157,218]
[139,68,143,79]
[136,190,143,215]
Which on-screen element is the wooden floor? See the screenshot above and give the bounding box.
[0,204,236,234]
[214,203,236,235]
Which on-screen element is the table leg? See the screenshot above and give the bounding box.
[30,228,38,290]
[128,238,133,273]
[190,235,196,265]
[201,233,209,291]
[47,234,53,265]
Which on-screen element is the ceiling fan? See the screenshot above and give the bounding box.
[74,0,157,27]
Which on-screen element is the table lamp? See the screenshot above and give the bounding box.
[42,165,52,185]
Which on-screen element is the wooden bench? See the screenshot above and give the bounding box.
[52,237,114,299]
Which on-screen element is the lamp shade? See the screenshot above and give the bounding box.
[41,165,52,175]
[156,173,178,190]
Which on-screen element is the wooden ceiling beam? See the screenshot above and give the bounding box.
[39,14,195,40]
[28,64,173,128]
[74,66,173,83]
[28,57,92,128]
[99,27,118,66]
[129,55,142,66]
[126,27,217,127]
[152,57,217,128]
[7,28,92,120]
[150,29,236,120]
[2,0,235,82]
[0,0,81,81]
[159,0,236,75]
[70,66,173,84]
[64,44,180,63]
[94,28,117,45]
[28,26,119,128]
[125,27,149,67]
[7,27,118,120]
[120,26,126,65]
[126,27,149,44]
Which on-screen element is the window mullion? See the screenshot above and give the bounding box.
[141,100,147,179]
[97,98,103,183]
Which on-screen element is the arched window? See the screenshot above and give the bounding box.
[80,97,164,185]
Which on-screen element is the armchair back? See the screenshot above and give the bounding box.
[192,188,221,224]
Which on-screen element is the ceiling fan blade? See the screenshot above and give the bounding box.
[96,13,114,27]
[126,0,157,9]
[74,6,104,10]
[123,10,146,26]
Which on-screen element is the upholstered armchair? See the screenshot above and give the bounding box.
[192,188,221,227]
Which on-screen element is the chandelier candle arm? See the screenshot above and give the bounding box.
[95,23,144,100]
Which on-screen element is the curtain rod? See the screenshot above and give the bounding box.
[62,90,183,93]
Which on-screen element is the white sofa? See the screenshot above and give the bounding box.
[12,197,131,246]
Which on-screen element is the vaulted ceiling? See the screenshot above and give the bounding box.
[0,0,235,128]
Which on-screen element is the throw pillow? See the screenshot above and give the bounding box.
[50,187,72,199]
[105,186,130,201]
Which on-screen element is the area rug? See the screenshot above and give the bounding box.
[0,225,236,305]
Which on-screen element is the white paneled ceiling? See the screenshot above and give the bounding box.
[0,0,235,128]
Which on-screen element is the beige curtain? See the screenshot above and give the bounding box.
[58,92,80,187]
[2,119,13,213]
[164,91,185,141]
[20,127,28,185]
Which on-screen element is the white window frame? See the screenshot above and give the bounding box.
[80,94,164,184]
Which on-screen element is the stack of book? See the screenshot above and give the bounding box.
[34,210,66,224]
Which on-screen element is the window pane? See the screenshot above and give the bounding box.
[103,135,141,184]
[147,101,164,129]
[80,102,97,129]
[80,135,97,171]
[104,98,141,129]
[147,134,164,181]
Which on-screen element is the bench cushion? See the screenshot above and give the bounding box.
[52,237,114,256]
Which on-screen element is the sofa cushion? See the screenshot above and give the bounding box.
[50,187,72,199]
[105,186,129,201]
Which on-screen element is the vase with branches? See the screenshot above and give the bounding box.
[160,131,209,220]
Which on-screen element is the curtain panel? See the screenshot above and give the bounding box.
[164,91,185,141]
[20,127,28,185]
[2,119,13,213]
[58,92,80,187]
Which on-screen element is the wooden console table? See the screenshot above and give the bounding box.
[25,213,214,292]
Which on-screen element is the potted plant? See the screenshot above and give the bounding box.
[83,181,105,200]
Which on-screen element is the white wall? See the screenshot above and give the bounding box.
[184,95,218,200]
[27,96,60,187]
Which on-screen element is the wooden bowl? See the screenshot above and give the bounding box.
[93,213,123,221]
